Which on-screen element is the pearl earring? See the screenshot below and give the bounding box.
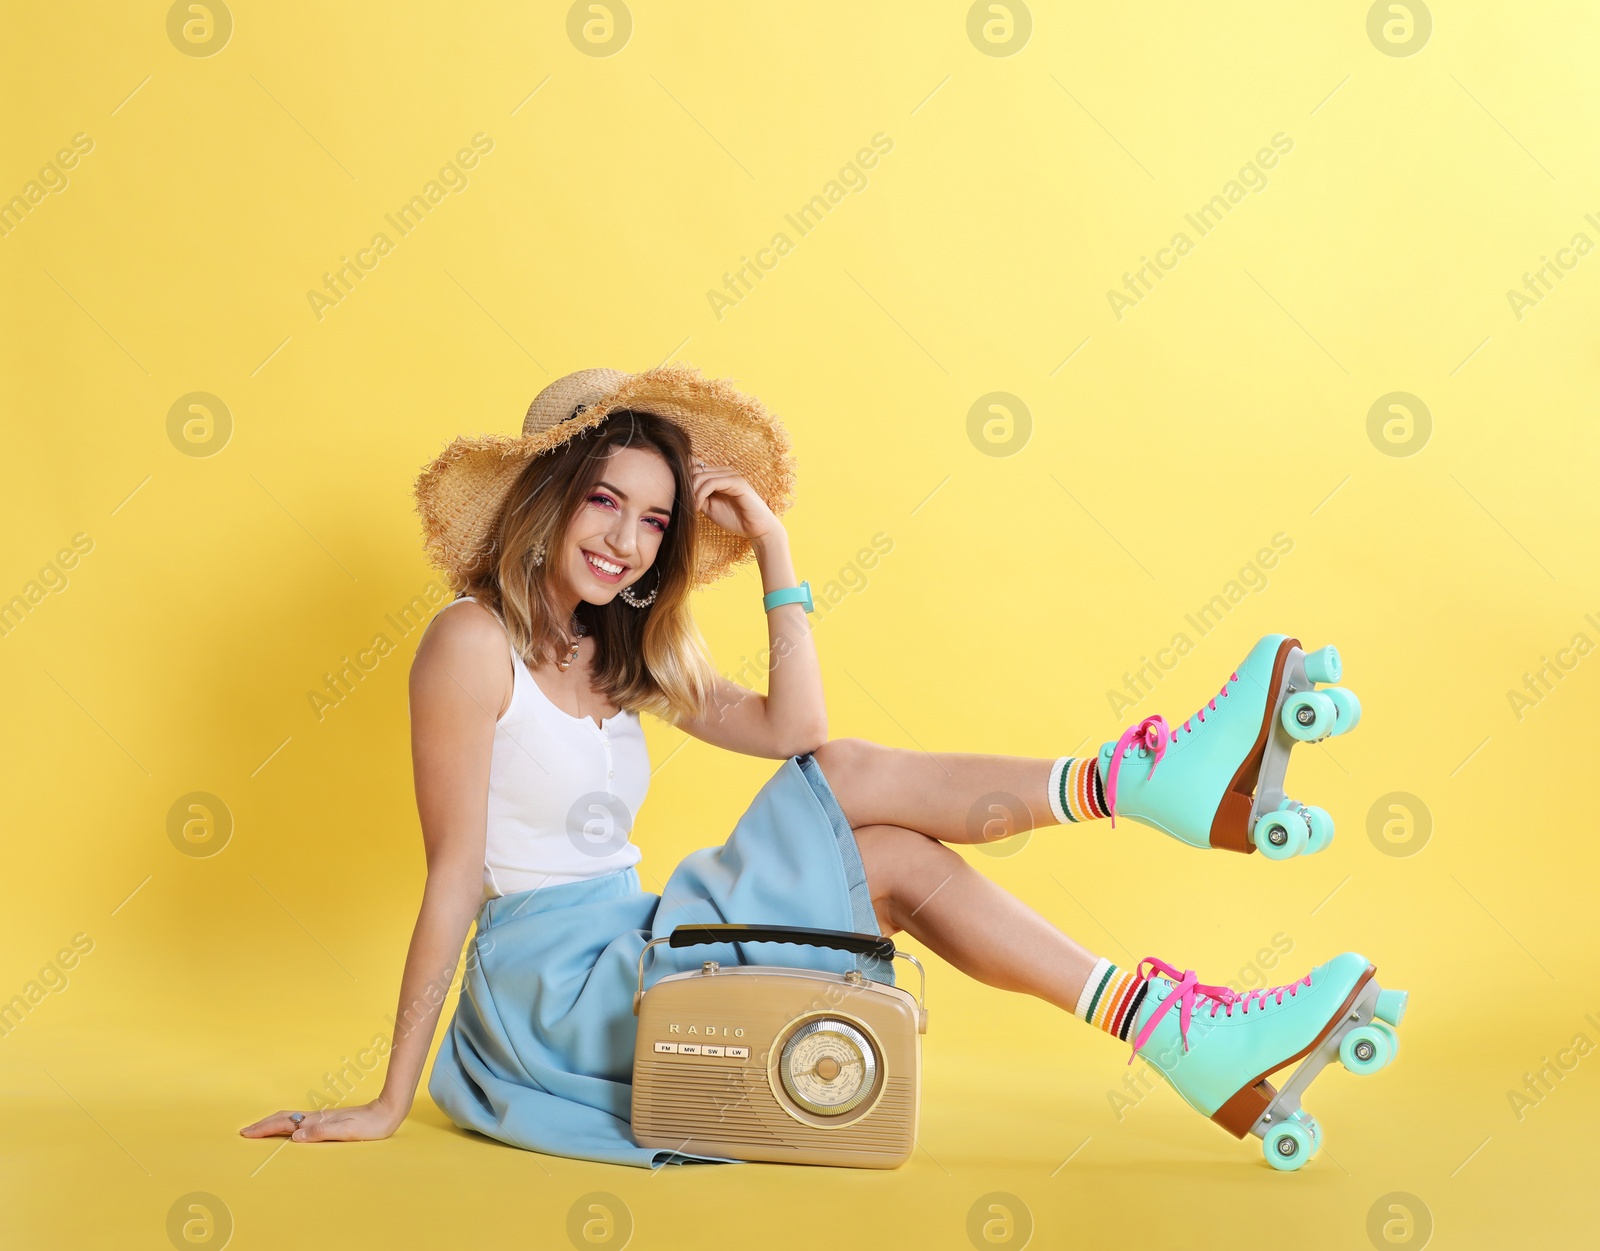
[618,572,660,608]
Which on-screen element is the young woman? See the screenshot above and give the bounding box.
[241,364,1407,1172]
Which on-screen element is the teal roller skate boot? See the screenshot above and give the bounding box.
[1125,954,1409,1170]
[1099,633,1360,858]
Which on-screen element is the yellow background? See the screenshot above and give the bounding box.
[3,2,1596,1248]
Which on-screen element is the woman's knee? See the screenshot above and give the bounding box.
[853,823,961,936]
[852,824,905,935]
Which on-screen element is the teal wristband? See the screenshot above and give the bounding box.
[762,580,813,613]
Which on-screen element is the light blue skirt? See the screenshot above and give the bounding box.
[426,751,892,1169]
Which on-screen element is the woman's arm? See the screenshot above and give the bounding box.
[240,601,507,1143]
[673,461,827,758]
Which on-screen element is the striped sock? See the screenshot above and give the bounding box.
[1048,756,1109,824]
[1073,958,1149,1041]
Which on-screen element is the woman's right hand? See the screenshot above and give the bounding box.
[239,1097,404,1143]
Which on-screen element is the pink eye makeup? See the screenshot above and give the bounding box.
[588,492,669,533]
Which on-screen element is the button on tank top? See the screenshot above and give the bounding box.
[442,597,649,901]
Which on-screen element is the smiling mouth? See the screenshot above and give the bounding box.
[582,550,627,582]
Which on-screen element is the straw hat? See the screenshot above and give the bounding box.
[414,362,797,591]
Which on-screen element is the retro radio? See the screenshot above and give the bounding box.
[630,923,928,1168]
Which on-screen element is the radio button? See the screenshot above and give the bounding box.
[678,1044,701,1054]
[725,1046,750,1059]
[653,1041,677,1053]
[702,1045,724,1056]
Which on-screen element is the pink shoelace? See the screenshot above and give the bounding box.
[1102,671,1239,825]
[1125,957,1313,1063]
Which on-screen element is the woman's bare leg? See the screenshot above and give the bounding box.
[852,822,1100,1011]
[814,737,1068,844]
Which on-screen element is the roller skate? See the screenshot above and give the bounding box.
[1127,954,1409,1171]
[1099,633,1360,858]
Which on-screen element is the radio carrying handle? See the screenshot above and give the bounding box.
[633,923,926,1021]
[669,922,893,960]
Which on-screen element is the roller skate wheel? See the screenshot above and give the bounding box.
[1303,645,1342,685]
[1281,690,1336,742]
[1289,1109,1323,1154]
[1339,1024,1394,1074]
[1322,686,1362,736]
[1302,805,1335,855]
[1253,807,1309,860]
[1263,1120,1314,1171]
[1374,987,1409,1027]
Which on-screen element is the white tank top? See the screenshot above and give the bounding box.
[441,596,649,901]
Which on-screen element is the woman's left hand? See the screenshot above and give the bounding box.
[239,1097,404,1143]
[690,458,780,542]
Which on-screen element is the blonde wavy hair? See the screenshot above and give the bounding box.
[461,410,719,725]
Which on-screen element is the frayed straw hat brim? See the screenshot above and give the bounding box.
[414,363,797,590]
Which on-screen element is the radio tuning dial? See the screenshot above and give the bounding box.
[778,1018,879,1117]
